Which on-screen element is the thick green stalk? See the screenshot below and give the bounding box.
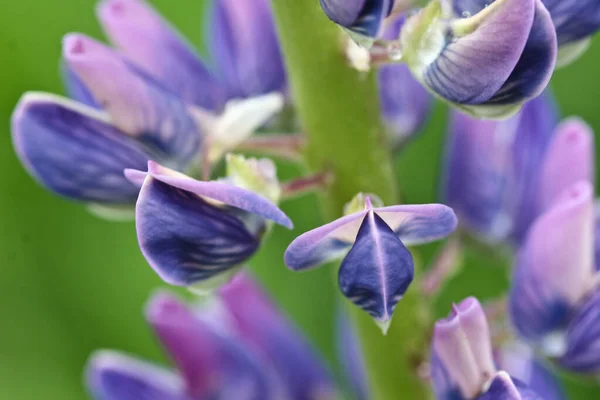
[269,1,431,398]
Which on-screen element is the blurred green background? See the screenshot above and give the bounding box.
[1,1,600,398]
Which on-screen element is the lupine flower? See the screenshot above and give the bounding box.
[11,0,285,218]
[379,12,432,149]
[509,181,600,373]
[431,297,546,399]
[444,93,594,245]
[86,276,338,400]
[400,0,557,119]
[129,156,292,292]
[540,0,600,66]
[285,193,457,332]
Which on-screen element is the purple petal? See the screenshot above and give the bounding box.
[11,92,148,204]
[443,94,557,243]
[510,182,596,341]
[96,0,224,109]
[477,372,542,400]
[433,297,495,398]
[63,33,202,167]
[146,292,275,399]
[220,275,338,400]
[338,211,415,330]
[429,350,464,400]
[320,0,394,37]
[208,0,286,98]
[284,211,367,271]
[61,63,100,108]
[542,0,600,46]
[420,0,535,105]
[86,350,190,400]
[498,345,566,400]
[559,290,600,373]
[146,162,292,228]
[485,0,557,106]
[538,118,595,213]
[337,310,369,400]
[595,203,600,273]
[379,13,431,149]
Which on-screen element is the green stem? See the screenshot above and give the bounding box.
[268,1,431,398]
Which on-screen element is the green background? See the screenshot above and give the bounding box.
[0,1,599,398]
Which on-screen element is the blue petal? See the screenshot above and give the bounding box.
[96,0,225,109]
[429,350,464,400]
[338,211,414,327]
[86,351,191,400]
[208,0,286,98]
[320,0,394,38]
[12,93,149,204]
[477,372,543,400]
[559,290,600,373]
[485,0,557,106]
[63,34,202,168]
[542,0,600,46]
[136,176,260,286]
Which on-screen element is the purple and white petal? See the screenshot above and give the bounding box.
[477,372,542,400]
[559,290,600,373]
[146,162,292,228]
[338,211,415,332]
[96,0,224,109]
[537,118,595,213]
[86,350,190,400]
[429,350,464,400]
[146,292,275,399]
[61,63,100,108]
[220,275,339,400]
[136,171,260,286]
[510,182,596,341]
[372,204,458,246]
[11,92,148,204]
[63,33,201,167]
[404,0,535,106]
[541,0,600,46]
[208,0,286,98]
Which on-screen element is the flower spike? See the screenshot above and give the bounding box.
[285,193,456,329]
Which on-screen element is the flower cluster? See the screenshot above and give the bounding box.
[9,0,600,399]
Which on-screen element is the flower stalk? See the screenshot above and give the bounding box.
[268,0,431,397]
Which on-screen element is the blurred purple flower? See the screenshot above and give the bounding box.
[86,276,338,400]
[401,0,557,119]
[285,194,457,332]
[11,0,285,218]
[431,297,548,399]
[444,93,594,245]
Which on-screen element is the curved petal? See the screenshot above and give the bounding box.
[429,350,463,400]
[61,63,99,108]
[208,0,286,98]
[538,118,595,213]
[320,0,393,38]
[338,211,414,332]
[509,182,595,341]
[146,293,275,399]
[372,204,458,245]
[406,0,535,105]
[63,33,202,167]
[96,0,224,109]
[559,290,600,373]
[319,0,367,27]
[485,1,557,106]
[542,0,600,46]
[477,372,542,400]
[284,211,367,271]
[11,92,148,204]
[147,161,292,228]
[220,275,339,400]
[136,173,260,286]
[443,94,557,243]
[86,350,190,400]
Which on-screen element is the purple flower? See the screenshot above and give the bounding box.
[444,93,594,245]
[11,0,285,218]
[131,159,292,291]
[401,0,557,119]
[431,297,545,399]
[285,193,457,332]
[86,277,338,400]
